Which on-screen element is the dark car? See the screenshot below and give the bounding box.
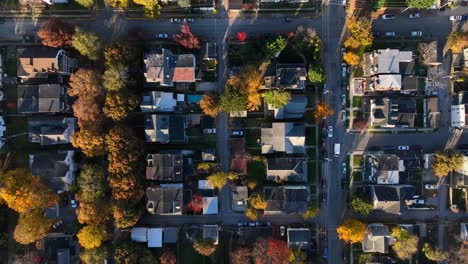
[382,146,396,151]
[62,195,69,208]
[410,144,423,151]
[341,178,347,189]
[458,144,468,150]
[368,146,381,151]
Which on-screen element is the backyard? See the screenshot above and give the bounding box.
[247,158,266,189]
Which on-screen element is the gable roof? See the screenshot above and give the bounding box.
[261,123,305,154]
[146,185,183,215]
[144,49,196,86]
[140,91,180,112]
[276,64,307,89]
[18,47,59,78]
[203,196,218,214]
[287,228,311,249]
[267,157,307,182]
[271,94,307,119]
[28,116,75,145]
[30,151,74,193]
[263,186,309,214]
[362,224,394,253]
[18,84,66,113]
[43,233,79,264]
[371,185,415,214]
[146,153,183,181]
[203,225,219,244]
[145,115,186,143]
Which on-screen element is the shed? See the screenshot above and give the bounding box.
[163,227,178,244]
[131,227,148,242]
[148,228,163,248]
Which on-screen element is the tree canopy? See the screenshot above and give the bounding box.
[13,210,53,245]
[347,18,373,47]
[207,171,235,189]
[267,238,290,264]
[188,193,203,214]
[448,30,468,53]
[406,0,436,9]
[193,239,217,256]
[344,52,360,66]
[307,66,325,84]
[105,0,129,8]
[102,64,129,92]
[336,218,366,243]
[232,246,252,264]
[422,243,447,261]
[114,241,156,264]
[133,0,161,18]
[77,165,107,202]
[431,150,464,177]
[199,93,220,117]
[245,207,260,221]
[160,249,177,264]
[351,196,374,215]
[173,23,200,49]
[80,247,108,264]
[265,36,288,59]
[220,87,248,115]
[77,224,110,249]
[75,0,95,8]
[103,91,139,121]
[112,201,142,229]
[314,102,334,120]
[72,27,101,60]
[262,90,291,109]
[391,227,419,260]
[249,192,267,210]
[226,67,262,111]
[303,203,320,219]
[71,130,106,157]
[37,18,75,48]
[289,249,307,264]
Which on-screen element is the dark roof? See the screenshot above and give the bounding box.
[169,116,186,142]
[287,228,311,249]
[229,0,243,9]
[401,76,418,91]
[17,84,65,113]
[146,187,183,215]
[263,186,309,214]
[43,233,79,264]
[30,152,72,193]
[201,115,215,129]
[163,227,178,243]
[230,138,246,156]
[28,116,75,145]
[276,64,307,89]
[373,186,399,201]
[268,157,304,171]
[146,153,183,181]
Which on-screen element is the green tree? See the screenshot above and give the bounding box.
[351,196,374,215]
[77,224,110,249]
[80,247,108,264]
[133,0,161,18]
[307,66,325,84]
[391,227,419,260]
[72,27,101,60]
[262,90,291,108]
[13,210,53,245]
[265,36,288,59]
[220,87,248,115]
[422,243,447,261]
[303,203,319,219]
[249,192,267,210]
[76,0,96,8]
[373,0,385,10]
[289,249,307,264]
[197,162,217,171]
[193,239,217,256]
[432,151,464,177]
[103,91,139,121]
[103,64,129,92]
[178,0,191,7]
[406,0,435,9]
[77,165,107,203]
[207,171,235,189]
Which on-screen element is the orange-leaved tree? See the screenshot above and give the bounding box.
[336,218,366,244]
[173,23,200,50]
[344,52,360,66]
[314,101,334,121]
[199,93,220,117]
[37,18,75,48]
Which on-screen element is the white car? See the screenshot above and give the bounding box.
[52,220,63,229]
[341,63,348,78]
[170,18,182,23]
[385,32,396,37]
[411,31,422,37]
[203,128,216,134]
[425,184,437,190]
[280,226,285,236]
[327,126,333,138]
[382,14,395,20]
[414,199,424,205]
[449,15,462,21]
[341,47,346,58]
[71,199,77,208]
[341,110,346,121]
[398,146,409,151]
[408,13,420,19]
[156,33,169,39]
[341,94,346,106]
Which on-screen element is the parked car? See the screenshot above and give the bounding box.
[398,145,409,151]
[341,110,346,121]
[236,200,247,205]
[341,94,346,106]
[231,130,244,136]
[170,18,182,23]
[184,18,195,23]
[410,144,422,151]
[280,226,285,236]
[369,146,381,151]
[408,13,420,18]
[327,126,333,138]
[248,222,256,227]
[237,222,248,227]
[425,184,437,190]
[411,31,423,37]
[341,47,346,58]
[52,220,63,229]
[385,32,396,37]
[341,63,348,77]
[413,199,425,205]
[342,162,347,174]
[71,199,77,208]
[382,14,396,20]
[203,128,216,134]
[382,146,396,151]
[449,15,462,21]
[156,33,169,39]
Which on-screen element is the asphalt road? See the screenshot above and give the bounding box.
[372,15,451,40]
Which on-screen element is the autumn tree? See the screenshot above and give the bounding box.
[72,27,101,60]
[249,192,267,210]
[391,227,419,260]
[72,97,104,131]
[104,40,136,66]
[173,23,200,50]
[289,249,307,264]
[37,18,75,48]
[344,52,360,66]
[103,91,139,121]
[76,201,109,225]
[347,18,373,47]
[245,207,260,221]
[336,218,366,244]
[227,67,263,111]
[10,251,43,264]
[0,169,58,213]
[232,246,252,264]
[193,239,217,256]
[307,66,325,84]
[406,0,436,9]
[431,150,464,177]
[344,37,361,50]
[448,30,468,53]
[197,162,217,172]
[13,210,52,245]
[106,125,143,176]
[105,0,129,8]
[133,0,161,17]
[314,101,334,121]
[114,241,156,264]
[262,90,291,109]
[199,93,220,117]
[71,130,106,158]
[160,249,176,264]
[351,196,374,215]
[80,247,108,264]
[103,64,129,92]
[178,0,190,7]
[303,203,319,219]
[265,36,288,59]
[68,68,102,98]
[252,238,268,264]
[267,238,290,264]
[236,31,247,42]
[352,118,367,130]
[188,193,204,214]
[77,224,110,249]
[112,201,142,228]
[422,243,447,261]
[207,171,235,189]
[220,87,248,114]
[76,0,95,8]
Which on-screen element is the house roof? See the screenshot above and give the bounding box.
[148,228,163,248]
[17,47,59,78]
[144,49,196,86]
[198,180,214,190]
[231,156,248,175]
[461,223,468,242]
[267,157,307,182]
[18,84,64,113]
[370,97,416,128]
[145,115,186,143]
[203,197,218,214]
[362,224,393,253]
[451,104,465,128]
[287,228,311,249]
[261,123,305,154]
[28,116,75,145]
[30,151,73,193]
[140,91,177,112]
[146,153,183,181]
[377,49,413,74]
[372,185,414,214]
[43,233,79,264]
[131,227,148,242]
[202,150,216,161]
[271,94,307,119]
[203,225,219,244]
[145,186,183,215]
[232,186,248,201]
[276,64,307,89]
[264,186,309,214]
[377,74,401,91]
[163,227,178,243]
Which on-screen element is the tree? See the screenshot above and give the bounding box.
[71,130,106,158]
[236,31,248,42]
[160,249,176,264]
[193,239,217,256]
[114,241,156,264]
[105,0,129,8]
[188,193,204,213]
[77,224,110,249]
[72,27,101,60]
[13,210,52,245]
[265,36,288,59]
[103,64,129,92]
[406,0,436,9]
[448,243,468,264]
[391,227,419,260]
[314,102,334,120]
[245,207,260,221]
[303,203,319,219]
[76,201,109,225]
[262,90,291,109]
[104,40,136,66]
[252,238,268,264]
[108,174,144,202]
[373,0,385,10]
[307,66,325,84]
[112,201,142,229]
[106,126,143,176]
[76,0,95,8]
[173,23,200,50]
[72,97,104,131]
[199,93,220,117]
[232,247,252,264]
[418,42,437,65]
[68,68,103,98]
[103,91,139,121]
[344,36,361,50]
[0,169,59,213]
[351,196,374,215]
[80,247,108,264]
[197,162,217,172]
[289,249,307,264]
[227,67,263,111]
[422,243,447,261]
[267,238,290,264]
[178,0,191,8]
[432,151,464,177]
[75,165,107,202]
[37,18,75,48]
[347,19,373,47]
[207,171,234,189]
[10,251,43,264]
[336,218,366,244]
[448,31,468,53]
[352,118,367,130]
[249,192,267,210]
[344,52,360,66]
[133,0,161,18]
[220,87,248,115]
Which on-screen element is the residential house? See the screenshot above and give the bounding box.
[362,224,395,253]
[163,227,178,244]
[140,91,185,112]
[369,97,416,128]
[232,185,248,212]
[203,197,218,214]
[370,185,415,214]
[266,157,307,182]
[287,228,311,250]
[261,122,305,154]
[426,97,440,128]
[451,104,466,129]
[144,114,187,143]
[453,154,468,186]
[18,83,69,113]
[145,184,183,215]
[144,49,196,86]
[146,153,183,181]
[202,149,216,161]
[262,64,307,90]
[131,227,163,248]
[17,47,76,79]
[263,185,309,214]
[203,225,219,244]
[366,154,403,184]
[42,233,79,264]
[30,150,75,194]
[268,94,307,120]
[28,116,76,145]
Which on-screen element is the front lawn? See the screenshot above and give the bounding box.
[353,155,363,168]
[247,159,266,189]
[352,97,362,108]
[305,126,317,146]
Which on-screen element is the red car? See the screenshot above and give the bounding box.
[410,145,422,151]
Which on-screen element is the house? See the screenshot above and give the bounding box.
[261,123,305,154]
[30,151,75,194]
[42,233,79,264]
[146,153,183,181]
[198,179,215,195]
[202,149,216,161]
[268,94,307,120]
[232,185,248,212]
[145,184,183,215]
[43,0,68,4]
[131,227,163,248]
[262,64,307,90]
[45,203,60,219]
[266,157,307,182]
[287,228,311,250]
[18,83,69,113]
[203,197,218,214]
[370,185,415,214]
[451,104,465,129]
[203,225,219,245]
[201,115,215,130]
[426,97,440,128]
[369,97,416,128]
[17,47,76,79]
[144,114,187,143]
[264,185,309,214]
[461,223,468,242]
[362,224,395,253]
[454,154,468,186]
[28,116,75,145]
[163,227,178,244]
[140,91,185,112]
[144,49,196,86]
[366,154,403,184]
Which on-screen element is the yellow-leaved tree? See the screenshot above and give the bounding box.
[314,101,334,121]
[344,52,360,66]
[133,0,161,18]
[336,218,366,244]
[77,224,110,249]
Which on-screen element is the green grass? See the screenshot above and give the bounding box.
[5,57,17,77]
[305,127,317,146]
[305,110,315,125]
[307,148,317,161]
[352,97,362,108]
[247,160,266,187]
[353,155,363,168]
